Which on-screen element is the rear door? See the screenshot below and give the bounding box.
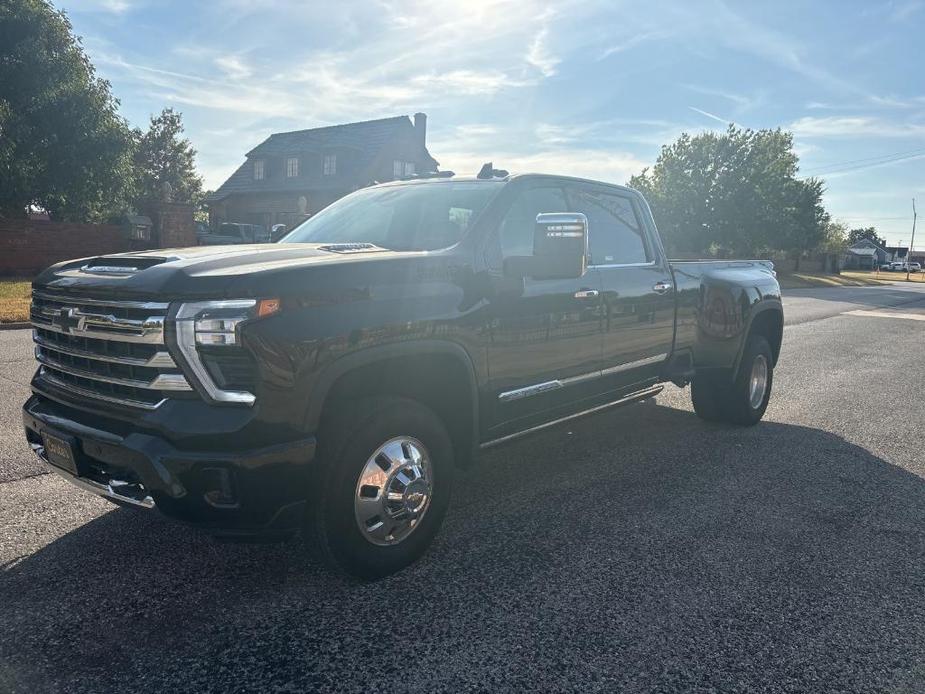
[565,184,674,393]
[483,180,605,436]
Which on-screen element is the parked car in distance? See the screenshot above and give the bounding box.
[886,261,921,272]
[198,222,270,245]
[23,171,783,580]
[270,224,289,242]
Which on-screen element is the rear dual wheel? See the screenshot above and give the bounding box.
[691,334,773,426]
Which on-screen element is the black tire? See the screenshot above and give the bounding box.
[306,396,454,580]
[690,370,730,422]
[691,334,773,426]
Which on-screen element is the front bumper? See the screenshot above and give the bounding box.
[23,395,316,538]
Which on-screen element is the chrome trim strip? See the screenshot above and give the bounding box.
[601,352,669,377]
[32,291,169,310]
[175,300,256,406]
[79,264,139,275]
[36,352,191,391]
[31,313,165,344]
[588,261,657,269]
[38,370,166,410]
[482,385,664,449]
[33,334,177,368]
[32,445,155,508]
[498,379,563,402]
[498,355,667,403]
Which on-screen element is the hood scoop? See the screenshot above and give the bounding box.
[79,255,171,276]
[318,243,386,254]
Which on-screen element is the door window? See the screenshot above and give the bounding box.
[498,186,568,257]
[568,187,649,265]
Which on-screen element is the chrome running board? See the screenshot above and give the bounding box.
[481,384,663,449]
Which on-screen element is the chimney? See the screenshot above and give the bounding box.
[413,112,427,147]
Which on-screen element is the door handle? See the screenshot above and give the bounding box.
[652,280,673,295]
[573,289,600,299]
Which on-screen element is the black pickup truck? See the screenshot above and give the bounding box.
[23,172,783,579]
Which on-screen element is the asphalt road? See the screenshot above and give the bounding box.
[2,284,925,693]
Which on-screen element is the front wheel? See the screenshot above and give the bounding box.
[306,397,454,580]
[691,334,773,426]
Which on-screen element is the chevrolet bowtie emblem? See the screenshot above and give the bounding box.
[53,308,86,334]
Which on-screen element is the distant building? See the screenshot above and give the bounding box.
[884,246,909,262]
[843,238,888,269]
[205,114,439,230]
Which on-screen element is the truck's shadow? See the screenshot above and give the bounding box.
[4,401,925,692]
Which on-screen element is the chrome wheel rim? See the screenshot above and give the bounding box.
[748,354,769,409]
[354,436,433,546]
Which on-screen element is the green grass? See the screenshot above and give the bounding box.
[776,271,884,290]
[841,270,925,285]
[0,280,31,323]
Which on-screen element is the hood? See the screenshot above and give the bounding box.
[33,243,422,300]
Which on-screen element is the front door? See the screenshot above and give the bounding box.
[565,184,675,393]
[482,181,604,438]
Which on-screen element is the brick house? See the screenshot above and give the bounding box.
[205,113,438,230]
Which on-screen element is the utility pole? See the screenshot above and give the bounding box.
[907,199,917,282]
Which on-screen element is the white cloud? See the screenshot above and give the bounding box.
[889,0,924,21]
[790,116,925,138]
[73,0,137,13]
[688,106,733,126]
[411,70,533,95]
[214,55,252,80]
[599,31,670,60]
[684,84,756,111]
[525,26,560,77]
[868,95,914,108]
[436,147,648,184]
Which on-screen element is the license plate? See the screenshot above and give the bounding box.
[42,432,78,475]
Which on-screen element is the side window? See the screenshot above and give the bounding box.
[567,187,649,265]
[498,186,568,257]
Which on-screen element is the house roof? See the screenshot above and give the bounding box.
[205,115,438,203]
[848,237,887,252]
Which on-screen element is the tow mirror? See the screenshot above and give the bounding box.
[504,212,588,280]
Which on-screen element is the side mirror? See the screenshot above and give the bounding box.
[504,212,588,280]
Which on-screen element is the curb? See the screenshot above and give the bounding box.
[0,322,30,331]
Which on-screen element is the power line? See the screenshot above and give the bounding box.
[802,150,925,178]
[801,146,925,174]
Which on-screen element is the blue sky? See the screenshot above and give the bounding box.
[61,0,925,246]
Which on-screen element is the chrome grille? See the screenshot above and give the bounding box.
[31,291,193,410]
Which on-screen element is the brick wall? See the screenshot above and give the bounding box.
[141,202,196,248]
[0,220,151,276]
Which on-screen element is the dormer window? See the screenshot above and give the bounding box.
[253,159,265,180]
[286,157,299,178]
[323,154,336,176]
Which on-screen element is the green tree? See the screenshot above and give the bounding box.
[0,0,134,221]
[846,227,886,248]
[132,108,203,207]
[629,125,829,259]
[818,220,849,253]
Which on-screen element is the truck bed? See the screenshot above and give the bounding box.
[668,259,781,371]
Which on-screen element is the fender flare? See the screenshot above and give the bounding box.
[303,339,481,443]
[731,301,784,375]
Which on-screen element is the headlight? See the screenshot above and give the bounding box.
[173,299,279,405]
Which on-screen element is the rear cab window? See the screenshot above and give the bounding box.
[566,185,651,266]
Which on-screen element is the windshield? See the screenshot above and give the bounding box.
[281,181,502,251]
